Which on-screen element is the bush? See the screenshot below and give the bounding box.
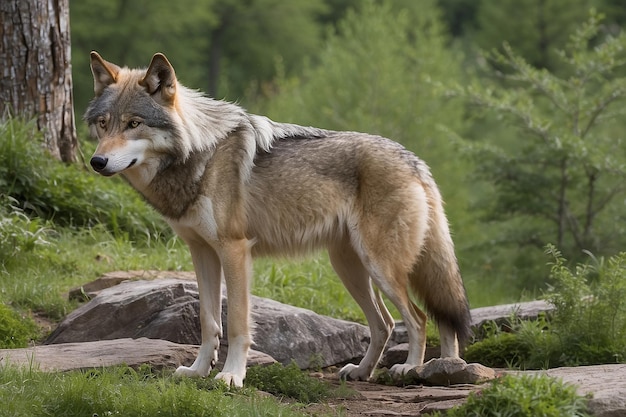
[0,117,167,242]
[465,315,560,370]
[440,374,591,417]
[467,246,626,369]
[0,303,39,348]
[545,245,626,366]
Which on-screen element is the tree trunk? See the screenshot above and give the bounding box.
[0,0,77,163]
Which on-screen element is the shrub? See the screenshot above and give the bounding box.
[545,245,626,366]
[466,314,562,370]
[467,246,626,369]
[0,303,39,348]
[441,374,591,417]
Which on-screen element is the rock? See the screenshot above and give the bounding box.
[68,270,196,301]
[470,300,553,335]
[408,358,496,385]
[0,338,274,372]
[48,277,370,370]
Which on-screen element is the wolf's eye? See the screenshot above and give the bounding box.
[128,120,141,129]
[98,118,107,129]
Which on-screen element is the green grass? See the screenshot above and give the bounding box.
[0,365,334,417]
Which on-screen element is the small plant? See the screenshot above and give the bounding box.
[0,303,39,348]
[439,374,591,417]
[245,362,335,403]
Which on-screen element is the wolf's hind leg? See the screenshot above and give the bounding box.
[439,321,460,359]
[329,242,394,381]
[175,243,223,378]
[388,300,428,377]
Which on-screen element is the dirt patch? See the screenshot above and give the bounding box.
[304,374,480,416]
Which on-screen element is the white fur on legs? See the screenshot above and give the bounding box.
[388,301,428,378]
[215,335,250,387]
[215,239,253,388]
[175,341,218,377]
[439,322,460,359]
[173,240,223,379]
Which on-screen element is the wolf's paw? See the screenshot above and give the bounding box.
[215,371,244,388]
[174,365,206,378]
[338,363,371,381]
[389,363,416,378]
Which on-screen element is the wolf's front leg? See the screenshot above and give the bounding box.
[175,243,223,378]
[215,239,253,387]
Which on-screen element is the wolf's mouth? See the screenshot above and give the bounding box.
[127,159,138,169]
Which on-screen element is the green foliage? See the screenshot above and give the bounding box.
[467,247,626,368]
[0,118,167,241]
[245,363,338,404]
[449,12,626,290]
[0,196,51,265]
[71,0,332,111]
[0,303,39,348]
[0,365,310,417]
[473,0,598,71]
[545,245,626,365]
[465,330,531,369]
[0,224,190,321]
[465,315,560,370]
[439,374,591,417]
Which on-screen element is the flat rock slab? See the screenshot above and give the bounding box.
[470,300,553,331]
[0,338,275,372]
[519,365,626,417]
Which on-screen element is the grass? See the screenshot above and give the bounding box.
[0,364,337,417]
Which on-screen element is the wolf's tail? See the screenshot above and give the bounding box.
[409,183,472,345]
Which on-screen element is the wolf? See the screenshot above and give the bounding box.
[85,51,471,387]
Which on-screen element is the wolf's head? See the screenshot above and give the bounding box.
[85,52,185,178]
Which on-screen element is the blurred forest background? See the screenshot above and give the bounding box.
[68,0,626,302]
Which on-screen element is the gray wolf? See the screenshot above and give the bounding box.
[85,52,471,387]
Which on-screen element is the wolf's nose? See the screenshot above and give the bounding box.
[90,155,109,172]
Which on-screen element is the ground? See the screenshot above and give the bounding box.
[303,373,480,416]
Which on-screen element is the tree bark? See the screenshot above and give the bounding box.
[0,0,77,163]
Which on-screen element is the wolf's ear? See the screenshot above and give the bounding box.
[90,51,121,96]
[140,53,177,105]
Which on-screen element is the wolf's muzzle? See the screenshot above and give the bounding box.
[90,155,109,172]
